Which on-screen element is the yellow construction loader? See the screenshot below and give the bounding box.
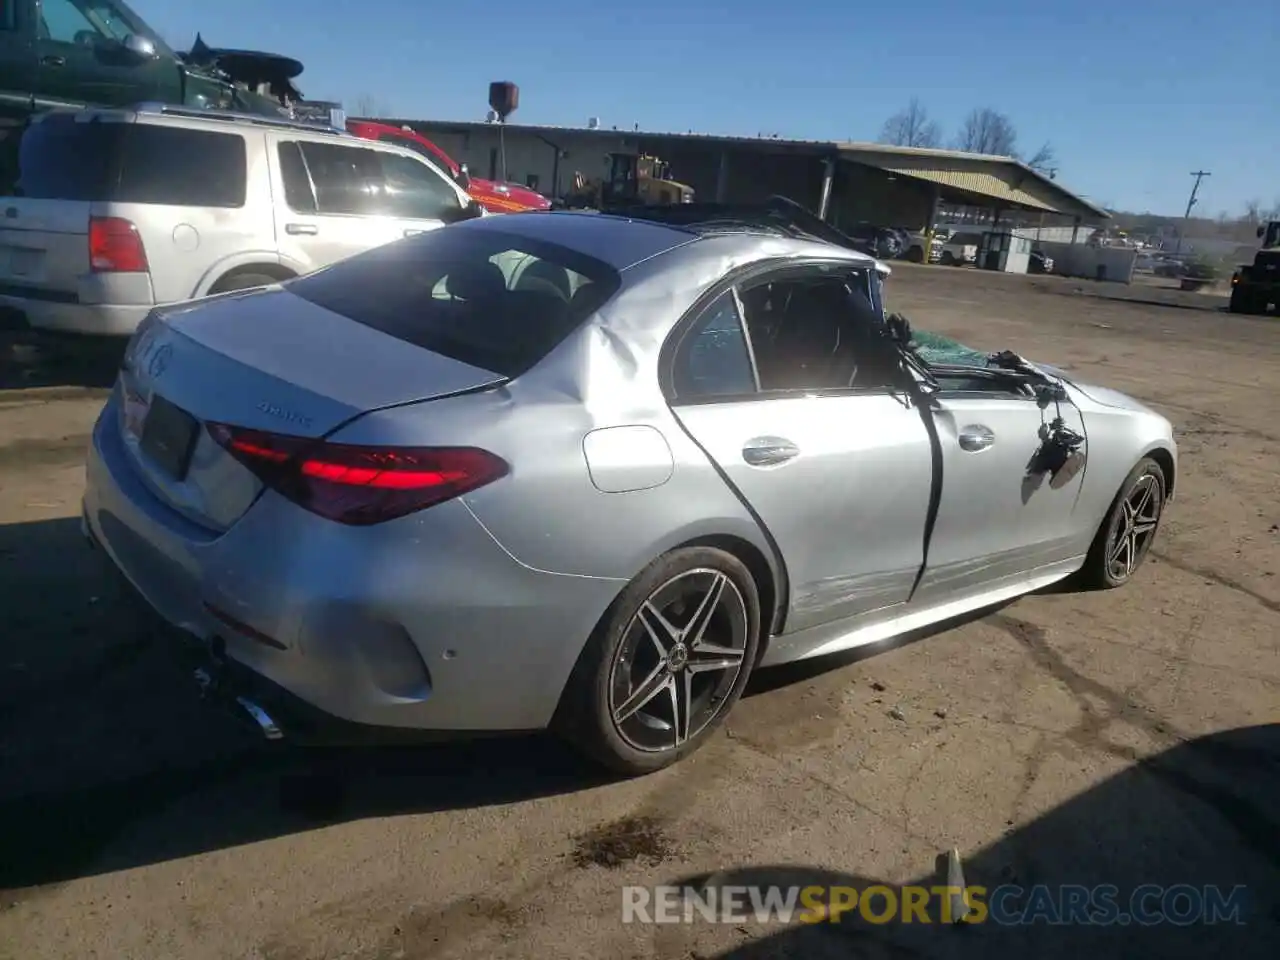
[563,153,694,209]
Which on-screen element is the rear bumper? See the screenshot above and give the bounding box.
[0,295,150,337]
[84,522,502,746]
[82,392,625,735]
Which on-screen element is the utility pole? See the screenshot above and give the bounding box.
[1174,171,1211,256]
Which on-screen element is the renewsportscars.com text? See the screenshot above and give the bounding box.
[622,883,1249,926]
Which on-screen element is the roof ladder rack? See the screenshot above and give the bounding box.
[130,102,351,136]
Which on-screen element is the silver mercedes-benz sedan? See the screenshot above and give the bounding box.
[82,210,1176,774]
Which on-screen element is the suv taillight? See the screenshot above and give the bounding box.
[89,217,148,273]
[208,424,510,526]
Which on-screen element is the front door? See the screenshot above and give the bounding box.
[0,2,35,119]
[32,0,178,109]
[667,268,936,635]
[914,373,1089,603]
[367,150,462,239]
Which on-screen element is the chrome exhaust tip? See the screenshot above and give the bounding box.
[193,666,283,740]
[236,696,284,741]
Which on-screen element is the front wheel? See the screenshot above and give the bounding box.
[1229,288,1264,314]
[556,547,761,776]
[1078,457,1167,589]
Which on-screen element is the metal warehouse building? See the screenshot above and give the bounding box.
[384,117,1109,239]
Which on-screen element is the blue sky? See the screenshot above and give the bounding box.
[149,0,1278,216]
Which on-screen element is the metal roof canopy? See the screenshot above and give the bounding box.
[387,117,1109,221]
[838,143,1110,221]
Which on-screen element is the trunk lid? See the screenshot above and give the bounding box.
[119,287,508,531]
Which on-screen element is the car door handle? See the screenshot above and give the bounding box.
[403,228,424,238]
[958,425,996,452]
[41,55,66,67]
[284,223,318,236]
[742,436,800,467]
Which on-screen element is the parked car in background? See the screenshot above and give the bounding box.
[0,0,286,126]
[939,231,981,266]
[83,207,1176,774]
[901,229,939,263]
[347,120,551,214]
[1029,249,1055,274]
[0,104,479,337]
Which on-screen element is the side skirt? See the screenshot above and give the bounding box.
[758,556,1083,667]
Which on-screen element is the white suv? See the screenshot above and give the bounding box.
[0,104,481,337]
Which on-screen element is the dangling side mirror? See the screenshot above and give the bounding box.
[887,311,914,348]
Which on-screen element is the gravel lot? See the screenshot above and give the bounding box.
[0,265,1276,959]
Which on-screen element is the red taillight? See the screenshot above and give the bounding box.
[89,217,148,273]
[208,424,509,526]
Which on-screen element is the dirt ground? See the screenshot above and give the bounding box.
[0,266,1276,959]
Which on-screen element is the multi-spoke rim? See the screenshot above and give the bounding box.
[1107,472,1163,582]
[608,568,750,753]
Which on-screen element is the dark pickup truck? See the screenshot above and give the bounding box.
[1229,220,1280,315]
[0,0,285,128]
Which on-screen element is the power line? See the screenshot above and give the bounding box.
[1174,171,1211,256]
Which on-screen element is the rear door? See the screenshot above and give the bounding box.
[31,0,179,109]
[268,137,402,276]
[669,265,936,636]
[0,111,118,303]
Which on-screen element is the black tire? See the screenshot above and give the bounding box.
[210,271,282,295]
[555,546,761,776]
[941,252,957,266]
[1077,457,1167,589]
[905,246,924,264]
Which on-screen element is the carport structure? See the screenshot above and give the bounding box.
[829,142,1110,240]
[393,118,1109,237]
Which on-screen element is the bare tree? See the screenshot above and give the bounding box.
[878,98,942,149]
[954,107,1018,156]
[1025,141,1058,176]
[352,93,388,118]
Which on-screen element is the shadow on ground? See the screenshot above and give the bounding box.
[667,724,1280,959]
[0,517,612,892]
[0,331,123,392]
[0,514,1229,917]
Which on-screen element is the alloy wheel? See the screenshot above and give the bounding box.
[1107,472,1163,582]
[608,568,750,753]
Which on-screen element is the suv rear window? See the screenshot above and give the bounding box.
[1,115,246,207]
[287,227,622,377]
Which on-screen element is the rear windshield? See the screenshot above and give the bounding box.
[287,227,622,377]
[0,115,246,207]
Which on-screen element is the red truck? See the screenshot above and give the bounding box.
[346,120,550,214]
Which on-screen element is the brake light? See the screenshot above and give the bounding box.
[89,217,149,273]
[208,424,509,526]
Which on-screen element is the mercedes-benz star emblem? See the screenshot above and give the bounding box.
[148,344,173,379]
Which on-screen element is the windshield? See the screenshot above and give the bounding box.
[912,330,991,368]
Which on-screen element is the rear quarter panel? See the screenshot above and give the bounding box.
[328,375,772,585]
[128,127,278,303]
